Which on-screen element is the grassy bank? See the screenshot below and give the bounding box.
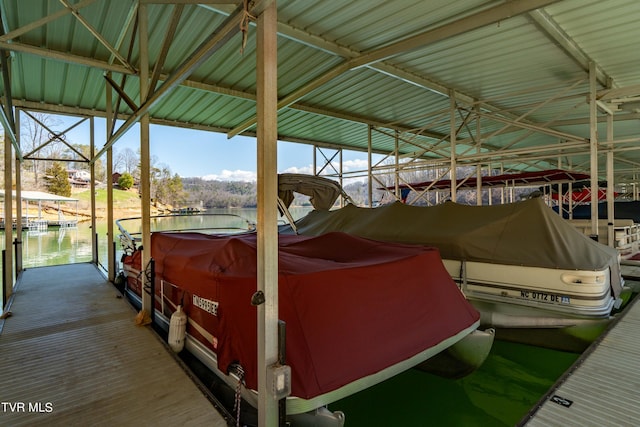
[25,188,167,221]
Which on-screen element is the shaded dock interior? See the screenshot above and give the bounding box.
[0,263,228,426]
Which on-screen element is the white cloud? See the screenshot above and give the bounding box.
[199,158,371,183]
[201,169,257,182]
[342,158,369,171]
[280,165,314,175]
[280,159,369,175]
[280,161,370,185]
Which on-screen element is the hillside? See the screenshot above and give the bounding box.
[26,188,168,222]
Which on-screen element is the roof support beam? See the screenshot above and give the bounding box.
[93,1,267,162]
[227,0,562,138]
[0,23,19,158]
[22,111,88,161]
[0,0,133,75]
[458,140,587,163]
[0,40,134,75]
[149,4,184,94]
[0,90,19,159]
[59,0,136,73]
[528,9,610,88]
[0,0,97,43]
[0,51,14,130]
[103,73,138,111]
[108,2,138,66]
[597,84,640,101]
[465,108,588,143]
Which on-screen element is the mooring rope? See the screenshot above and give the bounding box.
[239,0,256,54]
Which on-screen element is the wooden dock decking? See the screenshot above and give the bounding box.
[521,293,640,426]
[0,263,228,426]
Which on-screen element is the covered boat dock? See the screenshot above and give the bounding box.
[0,1,639,425]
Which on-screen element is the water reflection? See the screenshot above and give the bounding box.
[23,226,93,268]
[1,207,313,275]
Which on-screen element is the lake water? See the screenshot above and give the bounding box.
[0,208,580,426]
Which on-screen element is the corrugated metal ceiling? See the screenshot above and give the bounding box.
[0,0,638,180]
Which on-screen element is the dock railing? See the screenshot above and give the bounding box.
[569,219,640,258]
[116,213,257,255]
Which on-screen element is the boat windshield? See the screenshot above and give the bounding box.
[116,213,256,254]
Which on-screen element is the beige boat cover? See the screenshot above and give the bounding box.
[278,174,343,211]
[293,197,623,298]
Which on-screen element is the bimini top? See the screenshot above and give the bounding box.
[383,169,592,191]
[292,197,623,298]
[150,231,479,403]
[277,173,345,210]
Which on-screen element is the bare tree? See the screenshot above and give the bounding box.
[114,147,139,177]
[21,112,64,187]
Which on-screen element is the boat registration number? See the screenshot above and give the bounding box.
[193,295,219,316]
[520,291,570,304]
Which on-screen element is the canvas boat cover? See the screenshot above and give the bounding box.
[278,173,344,210]
[292,197,623,298]
[148,231,479,400]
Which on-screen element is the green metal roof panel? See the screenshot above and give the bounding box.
[1,0,639,180]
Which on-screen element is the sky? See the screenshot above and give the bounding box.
[43,113,373,182]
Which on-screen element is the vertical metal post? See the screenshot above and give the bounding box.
[557,152,563,214]
[487,162,492,205]
[367,125,373,207]
[2,250,5,310]
[394,131,399,201]
[106,72,116,281]
[112,241,118,275]
[450,91,457,202]
[150,258,155,325]
[606,78,615,248]
[3,105,13,301]
[278,320,286,427]
[475,104,482,206]
[256,2,279,424]
[13,238,19,277]
[139,3,152,315]
[90,117,98,264]
[15,111,22,274]
[500,164,505,204]
[313,145,317,175]
[589,61,599,238]
[339,148,344,207]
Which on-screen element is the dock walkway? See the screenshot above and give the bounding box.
[0,263,228,426]
[521,294,640,426]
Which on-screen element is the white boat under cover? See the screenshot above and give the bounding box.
[287,196,625,350]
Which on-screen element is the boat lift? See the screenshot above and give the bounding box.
[0,190,79,230]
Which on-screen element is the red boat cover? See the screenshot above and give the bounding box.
[385,169,592,191]
[550,188,617,202]
[146,231,479,399]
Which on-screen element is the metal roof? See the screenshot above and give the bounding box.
[0,190,78,202]
[0,0,638,181]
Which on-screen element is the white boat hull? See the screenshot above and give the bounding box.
[442,259,618,351]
